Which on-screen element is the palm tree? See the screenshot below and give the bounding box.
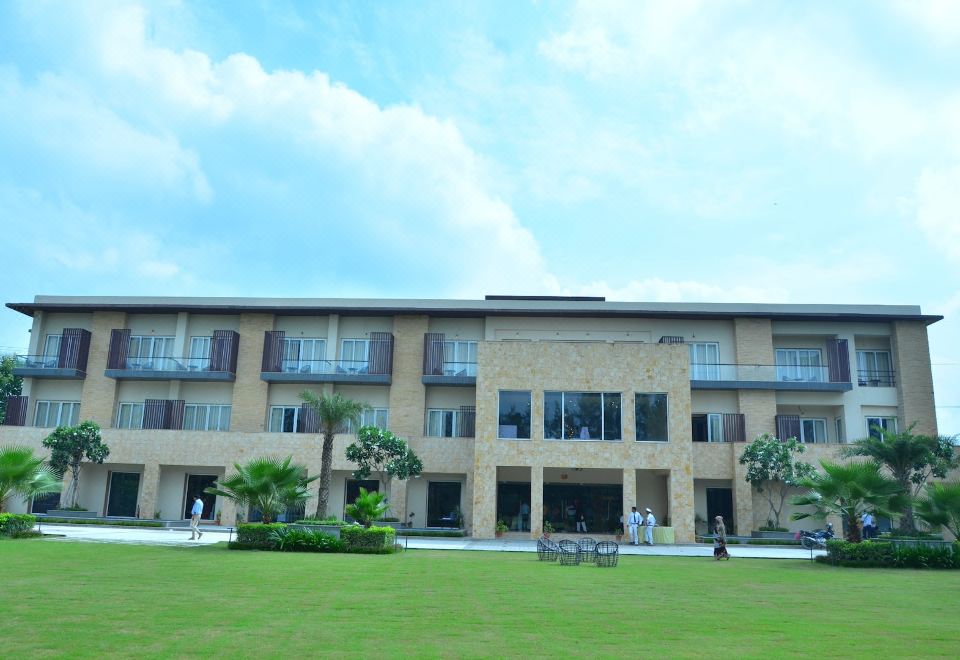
[204,456,318,524]
[344,487,389,528]
[0,445,61,513]
[842,425,958,532]
[300,390,368,519]
[790,460,908,542]
[915,481,960,540]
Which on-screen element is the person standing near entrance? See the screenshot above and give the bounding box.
[188,495,204,541]
[627,506,642,545]
[519,502,530,532]
[644,507,656,545]
[861,511,874,540]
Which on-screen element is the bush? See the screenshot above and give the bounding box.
[341,525,396,553]
[39,517,164,527]
[270,527,344,553]
[295,517,344,526]
[375,517,400,523]
[396,529,466,538]
[745,539,801,546]
[236,523,287,549]
[758,526,789,532]
[0,513,37,536]
[820,539,960,569]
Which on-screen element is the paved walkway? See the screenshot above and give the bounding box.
[36,524,825,559]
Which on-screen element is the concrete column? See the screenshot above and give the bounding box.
[219,497,238,526]
[28,310,44,355]
[669,468,696,543]
[326,315,339,361]
[78,311,126,428]
[471,462,497,538]
[732,460,754,536]
[388,478,408,522]
[386,315,429,439]
[530,464,543,538]
[892,321,938,435]
[462,469,474,535]
[622,467,637,529]
[230,313,274,432]
[172,312,189,359]
[138,463,161,520]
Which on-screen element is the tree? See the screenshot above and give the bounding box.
[915,481,960,540]
[205,456,318,524]
[842,424,959,532]
[300,390,368,519]
[41,421,109,509]
[0,355,24,424]
[344,487,389,528]
[790,460,908,542]
[345,426,423,517]
[738,434,815,529]
[0,445,61,513]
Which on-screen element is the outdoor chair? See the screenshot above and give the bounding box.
[595,541,619,567]
[558,539,581,566]
[577,537,598,563]
[537,536,560,562]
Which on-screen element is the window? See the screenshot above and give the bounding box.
[498,390,531,439]
[42,335,61,363]
[269,406,300,433]
[775,349,823,382]
[188,336,211,369]
[835,417,845,443]
[443,340,478,376]
[427,409,459,437]
[128,335,174,369]
[856,350,893,387]
[800,418,828,444]
[282,338,327,372]
[866,416,897,439]
[34,400,80,427]
[343,408,389,433]
[692,413,724,442]
[182,404,231,431]
[689,343,720,380]
[116,402,144,429]
[544,392,621,441]
[635,394,668,442]
[340,339,369,366]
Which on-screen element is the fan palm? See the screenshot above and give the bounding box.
[791,460,908,542]
[0,445,61,513]
[300,390,368,518]
[344,487,389,528]
[915,481,960,540]
[204,456,318,524]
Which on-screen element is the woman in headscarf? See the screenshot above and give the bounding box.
[713,515,730,560]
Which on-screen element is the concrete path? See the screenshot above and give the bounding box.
[36,523,825,559]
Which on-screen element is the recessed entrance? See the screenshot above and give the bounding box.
[427,482,462,527]
[106,472,140,517]
[183,474,218,520]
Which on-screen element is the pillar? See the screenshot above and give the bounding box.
[669,468,695,543]
[138,463,161,520]
[622,467,637,531]
[892,321,938,436]
[471,462,497,538]
[78,311,126,428]
[389,478,408,522]
[732,460,754,536]
[530,465,543,538]
[230,313,274,432]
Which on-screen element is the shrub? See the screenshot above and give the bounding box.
[758,525,789,532]
[236,523,287,549]
[295,517,344,526]
[341,524,396,553]
[745,539,801,546]
[821,539,960,569]
[270,526,344,553]
[396,529,466,538]
[0,513,37,536]
[39,517,164,527]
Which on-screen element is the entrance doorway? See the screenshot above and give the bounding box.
[427,482,462,527]
[106,472,141,517]
[543,483,622,534]
[496,482,531,531]
[183,474,218,520]
[706,487,734,530]
[343,479,379,521]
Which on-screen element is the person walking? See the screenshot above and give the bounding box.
[644,507,656,545]
[713,515,730,560]
[188,495,204,541]
[627,506,642,545]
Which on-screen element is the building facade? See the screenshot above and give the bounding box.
[0,295,941,541]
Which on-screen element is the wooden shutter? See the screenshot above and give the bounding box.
[107,329,131,369]
[143,399,168,430]
[458,406,476,438]
[658,336,685,344]
[261,331,284,373]
[210,330,239,373]
[775,415,801,442]
[826,338,850,383]
[423,332,445,375]
[298,403,319,434]
[167,400,185,430]
[368,332,394,375]
[722,413,745,443]
[58,328,91,371]
[3,395,28,426]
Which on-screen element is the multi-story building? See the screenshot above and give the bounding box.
[0,295,941,541]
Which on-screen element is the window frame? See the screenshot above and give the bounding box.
[497,390,532,440]
[343,408,390,434]
[866,416,897,438]
[116,402,145,429]
[34,400,80,428]
[426,408,459,438]
[775,348,824,382]
[634,393,669,442]
[689,342,720,380]
[799,417,828,444]
[856,350,893,386]
[182,403,232,431]
[269,406,300,433]
[543,391,622,441]
[442,340,478,376]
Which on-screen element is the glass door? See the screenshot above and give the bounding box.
[183,474,218,520]
[706,487,734,531]
[106,472,141,517]
[427,482,462,527]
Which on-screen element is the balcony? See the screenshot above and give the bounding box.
[13,328,91,379]
[857,369,896,388]
[422,360,477,387]
[13,354,86,379]
[422,333,478,386]
[104,356,236,382]
[261,358,392,385]
[690,363,852,392]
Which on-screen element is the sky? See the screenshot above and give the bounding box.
[0,0,957,434]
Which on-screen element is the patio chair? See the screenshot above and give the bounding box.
[577,537,598,564]
[595,541,619,567]
[558,539,581,566]
[537,536,560,562]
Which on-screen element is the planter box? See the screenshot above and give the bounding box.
[46,510,99,519]
[751,531,795,540]
[289,524,342,539]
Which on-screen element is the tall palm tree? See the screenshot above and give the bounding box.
[791,460,908,542]
[204,456,318,524]
[300,390,368,519]
[0,445,61,513]
[915,481,960,540]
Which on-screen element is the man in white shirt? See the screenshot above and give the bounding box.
[627,506,642,545]
[188,495,204,541]
[861,511,874,540]
[644,507,656,545]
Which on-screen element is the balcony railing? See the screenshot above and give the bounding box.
[121,356,222,372]
[857,370,896,387]
[14,354,61,370]
[440,361,477,377]
[278,359,373,375]
[104,355,236,381]
[690,363,851,391]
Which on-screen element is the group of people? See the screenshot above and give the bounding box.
[625,506,657,545]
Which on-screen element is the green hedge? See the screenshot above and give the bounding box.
[236,523,286,549]
[341,525,396,553]
[0,513,37,537]
[745,539,801,546]
[818,539,960,569]
[271,527,344,553]
[396,529,466,538]
[39,517,164,528]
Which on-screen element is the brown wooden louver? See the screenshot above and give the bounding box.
[58,328,92,372]
[775,415,801,442]
[423,332,445,375]
[143,399,185,430]
[458,405,476,438]
[826,338,850,383]
[658,336,685,344]
[721,413,746,442]
[261,330,285,373]
[107,329,131,369]
[368,332,393,375]
[297,403,319,434]
[3,395,28,426]
[210,330,239,373]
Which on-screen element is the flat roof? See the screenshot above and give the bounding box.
[5,295,943,324]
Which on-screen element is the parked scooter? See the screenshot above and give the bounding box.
[799,523,834,549]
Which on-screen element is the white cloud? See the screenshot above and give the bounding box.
[915,166,960,261]
[889,0,960,44]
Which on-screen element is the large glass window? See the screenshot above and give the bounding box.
[692,413,724,442]
[34,400,80,428]
[116,402,144,429]
[340,339,370,365]
[775,349,823,382]
[689,342,720,380]
[343,408,389,433]
[866,416,897,439]
[635,394,668,442]
[42,335,61,364]
[800,418,827,444]
[498,390,531,439]
[282,338,327,372]
[443,340,478,376]
[544,392,621,441]
[269,406,299,433]
[182,404,232,431]
[188,336,211,369]
[426,409,459,437]
[856,350,893,386]
[128,336,174,369]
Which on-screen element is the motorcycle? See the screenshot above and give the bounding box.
[799,523,834,549]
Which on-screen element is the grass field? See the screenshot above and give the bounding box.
[3,540,959,658]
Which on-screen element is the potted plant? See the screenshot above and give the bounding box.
[542,520,555,539]
[495,520,509,538]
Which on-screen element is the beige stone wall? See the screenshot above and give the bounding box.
[78,311,126,427]
[892,321,938,435]
[230,313,274,433]
[387,315,429,438]
[734,317,775,364]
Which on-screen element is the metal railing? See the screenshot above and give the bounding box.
[277,359,374,375]
[691,363,834,383]
[440,361,477,377]
[857,370,896,387]
[122,356,222,372]
[14,355,60,369]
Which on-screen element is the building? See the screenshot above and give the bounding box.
[0,295,942,541]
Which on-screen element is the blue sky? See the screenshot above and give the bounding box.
[0,1,957,433]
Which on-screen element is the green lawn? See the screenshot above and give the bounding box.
[3,540,959,658]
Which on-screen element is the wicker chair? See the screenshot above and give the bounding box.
[537,536,560,562]
[595,540,619,567]
[558,539,581,566]
[577,537,598,564]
